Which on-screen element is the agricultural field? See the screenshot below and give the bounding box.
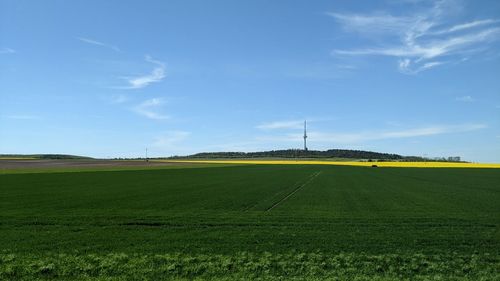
[165,159,500,168]
[1,162,499,280]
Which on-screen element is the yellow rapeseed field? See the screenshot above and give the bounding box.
[162,159,500,168]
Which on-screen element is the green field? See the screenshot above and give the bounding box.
[1,164,499,280]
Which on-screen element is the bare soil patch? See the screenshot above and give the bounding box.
[0,159,183,169]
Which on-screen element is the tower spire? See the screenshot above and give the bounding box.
[303,120,308,151]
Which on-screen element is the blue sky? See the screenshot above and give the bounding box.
[1,0,499,162]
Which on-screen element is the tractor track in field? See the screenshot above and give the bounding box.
[265,171,322,212]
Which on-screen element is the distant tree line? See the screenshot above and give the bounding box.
[1,151,460,162]
[170,149,425,161]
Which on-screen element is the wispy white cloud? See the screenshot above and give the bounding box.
[330,1,500,73]
[328,12,414,35]
[133,98,169,120]
[398,59,445,74]
[193,123,487,153]
[77,37,120,52]
[256,120,305,130]
[336,64,357,70]
[257,123,487,144]
[110,94,128,104]
[455,95,475,102]
[433,19,499,34]
[121,56,166,89]
[153,131,191,148]
[334,27,500,59]
[0,47,16,54]
[376,123,486,138]
[204,141,263,152]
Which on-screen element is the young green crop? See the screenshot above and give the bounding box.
[1,165,499,279]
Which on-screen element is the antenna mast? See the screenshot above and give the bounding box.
[303,120,308,151]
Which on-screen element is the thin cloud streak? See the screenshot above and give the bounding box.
[398,59,444,74]
[121,56,166,89]
[455,95,475,102]
[433,19,499,34]
[330,1,500,73]
[110,94,128,104]
[256,120,304,130]
[0,47,16,54]
[328,12,414,35]
[153,131,191,148]
[256,123,487,144]
[133,98,169,120]
[334,28,500,58]
[377,124,486,138]
[77,37,121,52]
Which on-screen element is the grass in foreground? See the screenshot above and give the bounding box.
[1,165,499,280]
[2,252,497,280]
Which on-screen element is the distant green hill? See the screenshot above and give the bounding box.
[171,149,425,161]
